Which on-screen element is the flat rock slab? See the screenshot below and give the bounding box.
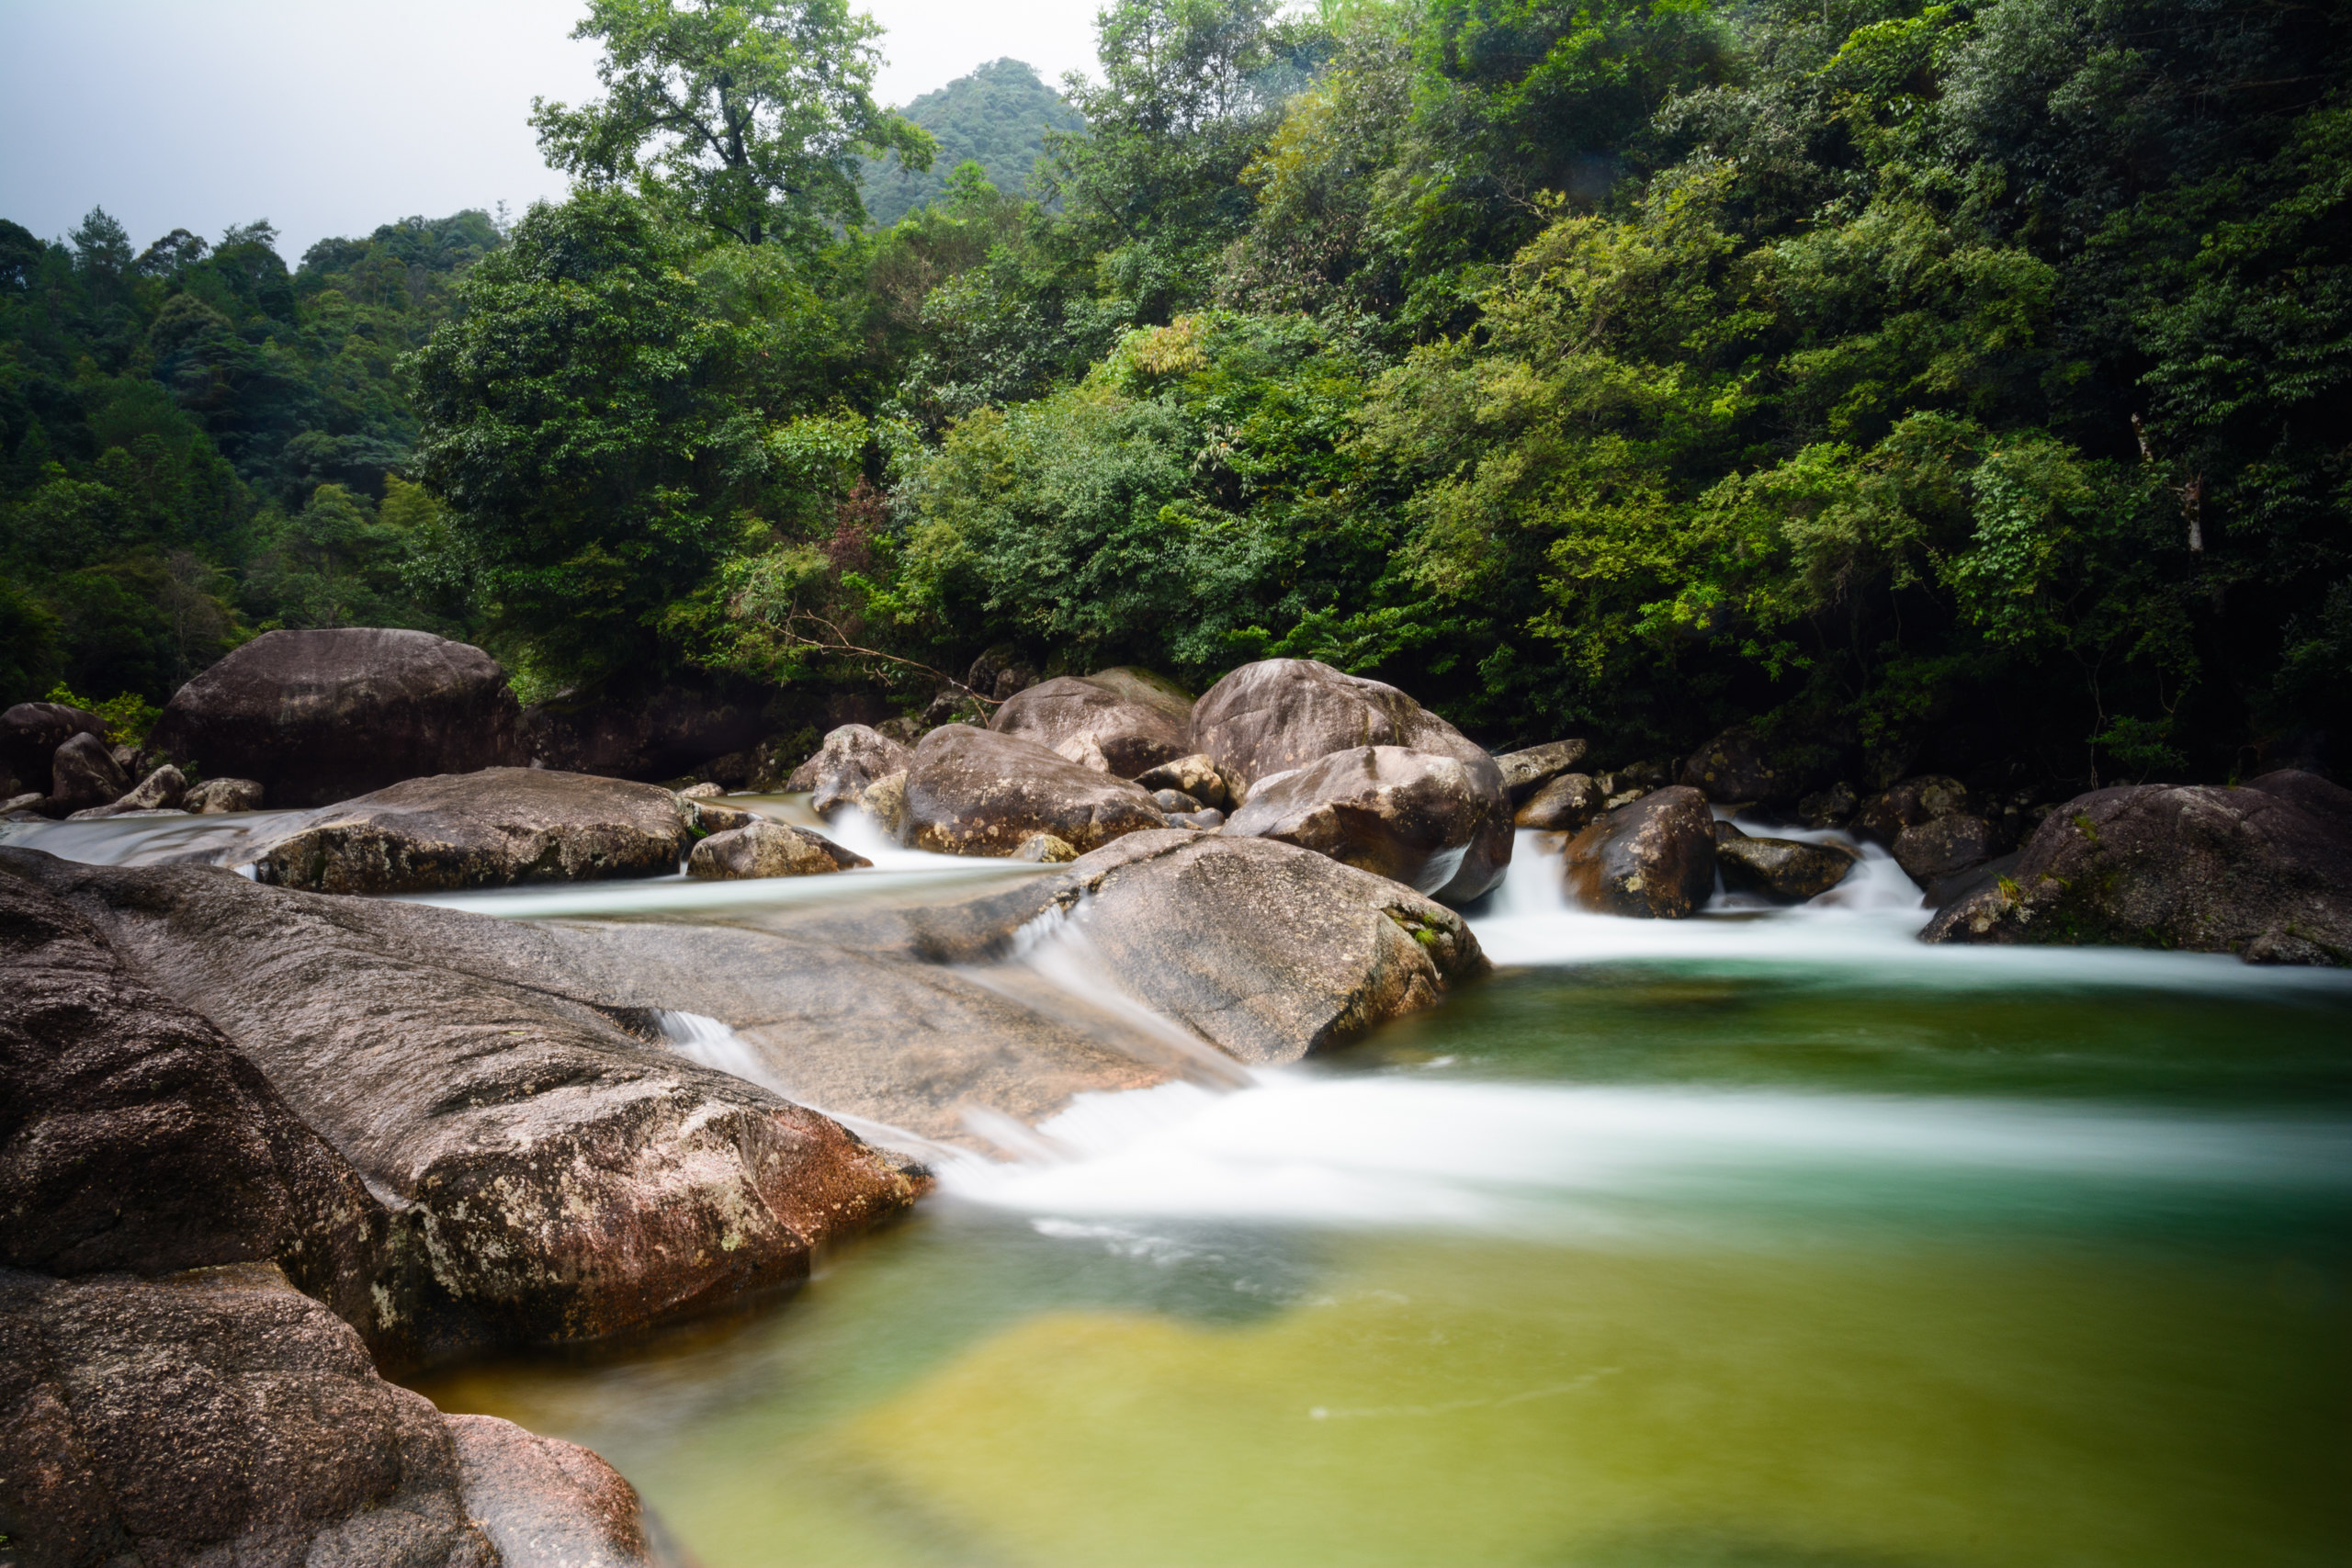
[252,767,694,894]
[6,850,922,1364]
[145,626,526,808]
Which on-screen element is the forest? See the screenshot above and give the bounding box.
[4,0,2347,795]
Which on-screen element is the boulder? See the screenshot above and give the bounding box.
[1496,739,1590,806]
[185,775,266,814]
[144,628,526,808]
[1149,788,1203,814]
[785,723,913,816]
[1134,753,1237,812]
[447,1414,673,1568]
[989,668,1195,778]
[0,701,107,796]
[1187,658,1498,793]
[967,644,1042,702]
[251,768,693,895]
[1516,772,1601,832]
[1891,813,2002,886]
[520,677,772,783]
[1678,727,1791,804]
[901,725,1168,857]
[0,1265,502,1568]
[50,731,128,811]
[1922,771,2352,964]
[1798,782,1859,829]
[0,868,385,1335]
[687,821,870,880]
[1053,731,1113,773]
[1713,821,1860,901]
[1224,744,1513,903]
[1169,807,1225,830]
[1563,785,1718,918]
[7,851,925,1359]
[1855,775,1969,847]
[66,762,185,819]
[860,769,910,840]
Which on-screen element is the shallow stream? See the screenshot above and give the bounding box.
[10,809,2348,1567]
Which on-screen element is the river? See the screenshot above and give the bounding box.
[10,807,2348,1567]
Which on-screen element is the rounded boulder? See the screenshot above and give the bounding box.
[1224,744,1513,903]
[145,627,526,808]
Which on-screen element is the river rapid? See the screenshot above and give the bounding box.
[11,807,2349,1567]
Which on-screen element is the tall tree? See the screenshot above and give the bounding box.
[532,0,934,248]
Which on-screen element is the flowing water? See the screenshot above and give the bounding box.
[10,810,2349,1566]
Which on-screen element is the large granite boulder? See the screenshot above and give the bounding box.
[1891,812,2002,886]
[1187,658,1500,795]
[687,820,869,880]
[1923,770,2352,964]
[0,701,107,796]
[144,628,526,808]
[186,776,266,814]
[251,768,693,895]
[989,668,1195,778]
[784,723,912,816]
[6,851,925,1362]
[0,868,385,1336]
[1678,726,1787,804]
[48,731,129,812]
[65,762,186,820]
[0,1265,502,1568]
[1713,821,1859,901]
[1224,744,1512,903]
[901,725,1168,857]
[1133,753,1238,811]
[1563,785,1719,918]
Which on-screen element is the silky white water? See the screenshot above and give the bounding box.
[11,796,2348,1564]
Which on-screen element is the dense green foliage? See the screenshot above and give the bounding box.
[0,208,493,704]
[12,0,2348,793]
[861,59,1085,227]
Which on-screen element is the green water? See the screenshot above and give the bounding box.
[411,958,2352,1568]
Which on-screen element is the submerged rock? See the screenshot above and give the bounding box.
[1923,770,2352,964]
[145,627,526,807]
[1224,744,1512,903]
[687,820,869,880]
[9,852,923,1360]
[1713,821,1859,901]
[1564,786,1718,918]
[251,767,693,895]
[786,723,913,817]
[989,668,1196,778]
[902,725,1167,857]
[1516,772,1601,832]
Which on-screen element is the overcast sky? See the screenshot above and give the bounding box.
[0,0,1104,261]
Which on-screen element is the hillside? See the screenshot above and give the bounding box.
[862,58,1083,225]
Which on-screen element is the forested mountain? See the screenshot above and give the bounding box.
[861,58,1083,226]
[7,0,2349,794]
[0,209,495,705]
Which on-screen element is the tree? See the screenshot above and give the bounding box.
[532,0,933,249]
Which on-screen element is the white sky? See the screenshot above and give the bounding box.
[0,0,1104,261]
